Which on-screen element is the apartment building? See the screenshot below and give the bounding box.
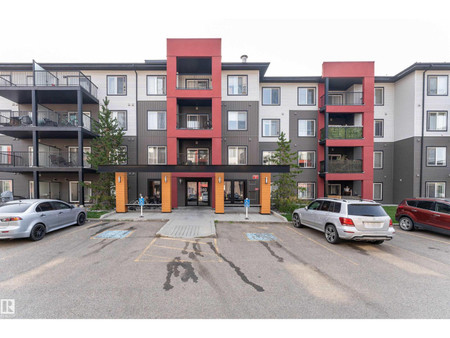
[0,38,448,208]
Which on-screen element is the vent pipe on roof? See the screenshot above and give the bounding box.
[241,55,248,63]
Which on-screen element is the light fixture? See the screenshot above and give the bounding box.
[118,176,121,183]
[218,176,222,183]
[164,176,167,183]
[179,178,182,184]
[265,177,268,184]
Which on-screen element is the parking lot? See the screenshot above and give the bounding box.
[0,218,449,319]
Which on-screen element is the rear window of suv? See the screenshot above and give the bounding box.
[406,200,418,207]
[347,204,387,217]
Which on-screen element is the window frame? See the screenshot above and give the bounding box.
[374,150,384,169]
[426,146,447,167]
[373,182,383,201]
[147,146,167,165]
[374,87,384,106]
[262,150,277,165]
[69,181,92,203]
[227,75,248,96]
[297,182,316,200]
[106,75,127,96]
[0,144,12,165]
[227,146,248,165]
[297,87,316,106]
[426,111,448,132]
[297,119,316,137]
[425,182,446,198]
[261,87,281,106]
[111,110,128,131]
[0,179,13,194]
[374,119,384,138]
[298,151,316,169]
[147,111,167,131]
[227,111,248,131]
[261,119,281,137]
[427,75,448,96]
[146,75,167,96]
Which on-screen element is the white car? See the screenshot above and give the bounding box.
[292,198,394,244]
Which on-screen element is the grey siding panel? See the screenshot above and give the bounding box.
[374,142,395,204]
[222,101,259,165]
[422,136,450,198]
[393,137,416,203]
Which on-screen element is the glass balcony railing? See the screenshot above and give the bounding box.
[176,114,212,129]
[0,151,91,168]
[319,92,363,107]
[320,126,363,141]
[176,75,213,90]
[320,160,363,173]
[177,151,210,165]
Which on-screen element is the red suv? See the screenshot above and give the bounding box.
[395,198,450,235]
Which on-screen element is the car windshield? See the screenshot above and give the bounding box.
[0,203,32,213]
[347,204,387,217]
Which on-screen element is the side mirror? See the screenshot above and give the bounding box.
[305,206,308,210]
[69,204,75,209]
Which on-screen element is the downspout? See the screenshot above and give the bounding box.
[419,66,432,197]
[134,66,139,197]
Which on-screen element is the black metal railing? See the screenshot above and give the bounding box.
[176,113,212,129]
[320,92,363,107]
[320,126,363,141]
[176,75,213,90]
[177,151,210,165]
[0,151,91,168]
[320,159,363,173]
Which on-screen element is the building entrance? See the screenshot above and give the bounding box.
[186,179,210,206]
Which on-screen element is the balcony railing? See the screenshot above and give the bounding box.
[0,111,95,132]
[0,71,98,98]
[320,126,363,141]
[320,92,363,107]
[0,151,91,168]
[177,152,210,165]
[176,75,213,90]
[320,159,363,173]
[176,114,212,129]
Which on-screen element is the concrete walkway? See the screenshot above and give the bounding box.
[101,207,287,238]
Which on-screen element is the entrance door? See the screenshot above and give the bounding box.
[224,180,246,204]
[186,179,210,206]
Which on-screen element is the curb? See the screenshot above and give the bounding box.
[271,210,289,222]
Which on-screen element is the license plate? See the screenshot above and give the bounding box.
[364,222,383,228]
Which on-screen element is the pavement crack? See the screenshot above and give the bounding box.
[259,241,284,262]
[163,257,199,291]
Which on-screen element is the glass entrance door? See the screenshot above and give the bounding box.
[186,180,210,206]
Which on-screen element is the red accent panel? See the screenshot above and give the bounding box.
[322,62,374,77]
[167,39,221,57]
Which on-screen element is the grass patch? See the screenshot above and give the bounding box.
[283,213,293,222]
[87,211,110,219]
[383,206,397,222]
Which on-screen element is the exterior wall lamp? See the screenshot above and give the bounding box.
[164,176,167,183]
[218,176,222,183]
[265,177,268,184]
[118,176,121,183]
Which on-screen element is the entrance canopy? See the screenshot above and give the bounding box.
[97,164,291,173]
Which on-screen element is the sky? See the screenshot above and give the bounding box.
[1,0,450,77]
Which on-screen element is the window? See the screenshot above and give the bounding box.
[374,151,383,169]
[427,147,446,166]
[374,87,384,105]
[186,114,210,129]
[186,148,209,165]
[298,87,316,105]
[298,119,315,137]
[262,119,280,137]
[0,110,11,125]
[0,145,12,165]
[373,183,383,200]
[436,202,450,214]
[416,200,435,210]
[228,111,247,130]
[147,75,166,95]
[0,74,12,86]
[298,183,315,199]
[107,75,127,95]
[69,181,92,203]
[374,119,384,137]
[427,111,447,131]
[147,111,166,130]
[328,94,343,105]
[228,147,247,165]
[68,147,91,168]
[51,201,71,210]
[67,112,91,130]
[111,146,128,165]
[328,184,341,196]
[112,111,127,130]
[228,75,248,95]
[0,180,12,194]
[147,146,166,165]
[428,75,448,96]
[262,87,280,105]
[298,151,315,168]
[426,182,446,198]
[262,151,276,165]
[185,79,209,89]
[36,202,53,212]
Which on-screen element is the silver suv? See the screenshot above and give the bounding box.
[292,198,395,244]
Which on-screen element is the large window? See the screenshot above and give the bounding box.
[228,111,247,130]
[427,147,446,166]
[68,147,91,168]
[186,148,209,165]
[298,87,316,105]
[374,87,384,105]
[298,119,315,137]
[262,87,280,105]
[0,180,12,194]
[262,119,280,137]
[428,75,448,96]
[374,119,384,138]
[228,146,247,165]
[112,111,127,130]
[228,75,248,95]
[374,151,383,169]
[0,145,12,165]
[427,111,447,131]
[262,151,276,165]
[147,111,166,130]
[298,151,315,168]
[148,146,167,165]
[69,181,92,203]
[426,182,446,198]
[298,183,315,199]
[107,75,127,96]
[373,183,383,201]
[147,75,166,95]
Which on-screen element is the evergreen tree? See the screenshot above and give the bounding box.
[86,98,126,209]
[271,132,302,209]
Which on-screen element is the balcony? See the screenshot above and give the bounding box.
[320,159,363,174]
[320,126,363,141]
[177,113,212,130]
[176,75,213,90]
[320,92,363,107]
[177,150,210,165]
[0,151,93,171]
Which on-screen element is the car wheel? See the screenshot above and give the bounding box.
[371,240,384,245]
[324,224,340,244]
[399,216,414,231]
[76,212,86,226]
[292,213,303,228]
[30,223,46,241]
